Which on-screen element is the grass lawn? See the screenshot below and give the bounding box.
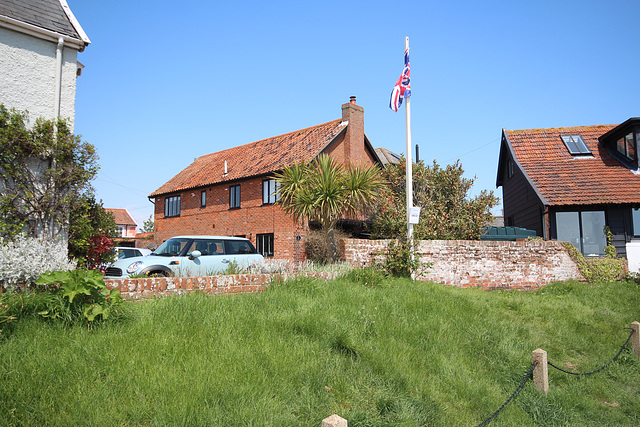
[0,276,639,426]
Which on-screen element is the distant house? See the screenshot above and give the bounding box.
[0,0,90,128]
[105,208,137,238]
[496,118,640,266]
[149,98,382,261]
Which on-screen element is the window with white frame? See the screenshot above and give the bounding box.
[201,190,206,207]
[262,179,280,204]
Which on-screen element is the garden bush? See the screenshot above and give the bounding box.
[0,234,76,291]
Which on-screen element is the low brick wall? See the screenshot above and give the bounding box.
[340,238,584,290]
[105,271,338,300]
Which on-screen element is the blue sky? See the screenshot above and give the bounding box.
[66,0,640,229]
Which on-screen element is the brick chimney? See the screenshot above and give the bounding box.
[341,96,365,165]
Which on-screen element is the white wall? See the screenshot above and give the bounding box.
[0,26,79,128]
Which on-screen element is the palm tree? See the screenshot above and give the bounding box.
[274,154,384,262]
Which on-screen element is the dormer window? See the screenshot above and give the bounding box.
[561,135,591,156]
[616,132,636,161]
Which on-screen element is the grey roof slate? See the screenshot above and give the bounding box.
[0,0,80,39]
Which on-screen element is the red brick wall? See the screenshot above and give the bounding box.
[105,271,337,299]
[154,176,306,261]
[340,238,584,290]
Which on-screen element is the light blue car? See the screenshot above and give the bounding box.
[104,235,264,279]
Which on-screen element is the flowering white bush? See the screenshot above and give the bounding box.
[0,234,77,290]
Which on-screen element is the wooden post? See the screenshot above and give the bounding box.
[322,414,347,427]
[631,321,640,359]
[532,348,549,395]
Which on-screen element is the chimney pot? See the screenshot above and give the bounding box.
[350,96,356,105]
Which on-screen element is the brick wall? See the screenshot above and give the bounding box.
[104,271,338,300]
[340,238,584,290]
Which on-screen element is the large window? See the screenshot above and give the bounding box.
[229,185,240,209]
[256,233,274,257]
[262,179,280,204]
[556,210,606,256]
[164,195,181,217]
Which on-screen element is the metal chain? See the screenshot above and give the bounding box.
[547,329,635,376]
[475,361,537,427]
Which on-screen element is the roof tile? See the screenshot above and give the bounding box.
[150,119,347,197]
[506,124,640,206]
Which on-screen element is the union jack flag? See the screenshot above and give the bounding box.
[389,47,411,112]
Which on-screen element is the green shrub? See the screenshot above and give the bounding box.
[374,236,431,279]
[35,269,125,325]
[562,241,625,283]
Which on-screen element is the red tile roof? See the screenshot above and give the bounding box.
[149,119,348,197]
[105,208,136,226]
[505,124,640,206]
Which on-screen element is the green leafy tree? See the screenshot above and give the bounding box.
[275,154,384,262]
[0,105,99,241]
[370,158,499,240]
[68,194,117,268]
[140,214,154,233]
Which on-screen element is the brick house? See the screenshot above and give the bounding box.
[149,98,382,261]
[496,118,640,269]
[105,208,137,238]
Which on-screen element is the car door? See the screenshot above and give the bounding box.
[183,238,227,275]
[222,239,261,269]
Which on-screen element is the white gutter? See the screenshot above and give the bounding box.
[54,37,64,119]
[0,14,87,51]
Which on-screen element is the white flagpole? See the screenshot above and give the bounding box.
[404,36,413,242]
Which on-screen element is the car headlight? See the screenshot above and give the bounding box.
[126,261,144,274]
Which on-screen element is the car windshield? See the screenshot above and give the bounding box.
[152,238,191,256]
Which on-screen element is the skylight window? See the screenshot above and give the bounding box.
[561,135,591,155]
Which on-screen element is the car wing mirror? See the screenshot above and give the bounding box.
[189,250,202,260]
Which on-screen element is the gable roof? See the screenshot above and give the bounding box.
[375,147,401,166]
[0,0,90,47]
[499,124,640,206]
[149,119,351,197]
[105,208,137,226]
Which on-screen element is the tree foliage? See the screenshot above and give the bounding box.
[369,159,499,240]
[140,215,154,233]
[0,105,99,241]
[67,194,117,269]
[275,154,385,262]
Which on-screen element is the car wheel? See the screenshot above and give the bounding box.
[148,271,169,277]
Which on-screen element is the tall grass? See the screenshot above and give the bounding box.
[0,278,639,425]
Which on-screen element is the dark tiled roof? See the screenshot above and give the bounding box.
[150,119,348,197]
[0,0,80,39]
[375,147,401,166]
[105,208,137,226]
[505,124,640,205]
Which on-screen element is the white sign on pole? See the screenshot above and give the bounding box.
[409,207,421,224]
